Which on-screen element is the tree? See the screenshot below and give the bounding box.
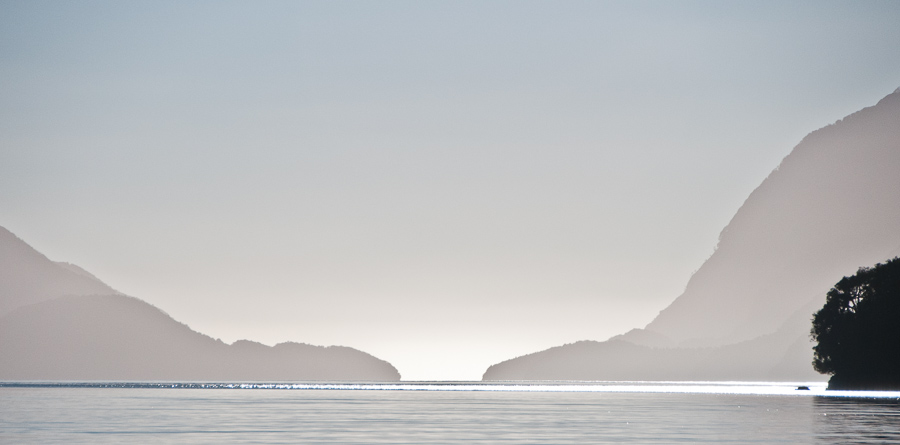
[811,257,900,390]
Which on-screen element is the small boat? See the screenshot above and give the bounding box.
[796,386,810,390]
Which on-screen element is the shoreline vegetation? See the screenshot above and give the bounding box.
[813,257,900,391]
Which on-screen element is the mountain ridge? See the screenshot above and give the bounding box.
[0,226,120,316]
[0,227,401,381]
[483,87,900,381]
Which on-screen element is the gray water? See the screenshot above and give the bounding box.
[2,382,899,444]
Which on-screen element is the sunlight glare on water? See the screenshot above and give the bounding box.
[1,382,899,444]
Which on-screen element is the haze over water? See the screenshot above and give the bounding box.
[4,2,900,443]
[3,1,900,380]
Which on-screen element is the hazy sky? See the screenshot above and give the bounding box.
[2,1,900,380]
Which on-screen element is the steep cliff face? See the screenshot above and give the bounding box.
[0,227,401,381]
[645,88,900,347]
[484,88,900,381]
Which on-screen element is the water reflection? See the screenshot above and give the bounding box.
[815,397,900,444]
[3,384,900,443]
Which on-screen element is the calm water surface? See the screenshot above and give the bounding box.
[2,382,899,444]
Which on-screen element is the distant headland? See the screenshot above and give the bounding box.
[0,226,401,381]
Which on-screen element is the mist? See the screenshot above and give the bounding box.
[2,1,900,380]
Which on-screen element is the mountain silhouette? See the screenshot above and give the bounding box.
[0,227,400,381]
[0,227,120,316]
[484,87,900,381]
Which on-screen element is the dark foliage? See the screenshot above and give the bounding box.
[811,257,900,390]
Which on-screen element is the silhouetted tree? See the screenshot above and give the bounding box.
[811,257,900,390]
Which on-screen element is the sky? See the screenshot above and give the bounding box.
[2,0,900,381]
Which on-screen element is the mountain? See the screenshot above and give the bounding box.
[0,227,400,381]
[0,294,400,381]
[0,226,120,316]
[484,87,900,381]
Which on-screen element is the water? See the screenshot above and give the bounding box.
[2,382,899,444]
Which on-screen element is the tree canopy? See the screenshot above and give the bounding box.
[811,257,900,390]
